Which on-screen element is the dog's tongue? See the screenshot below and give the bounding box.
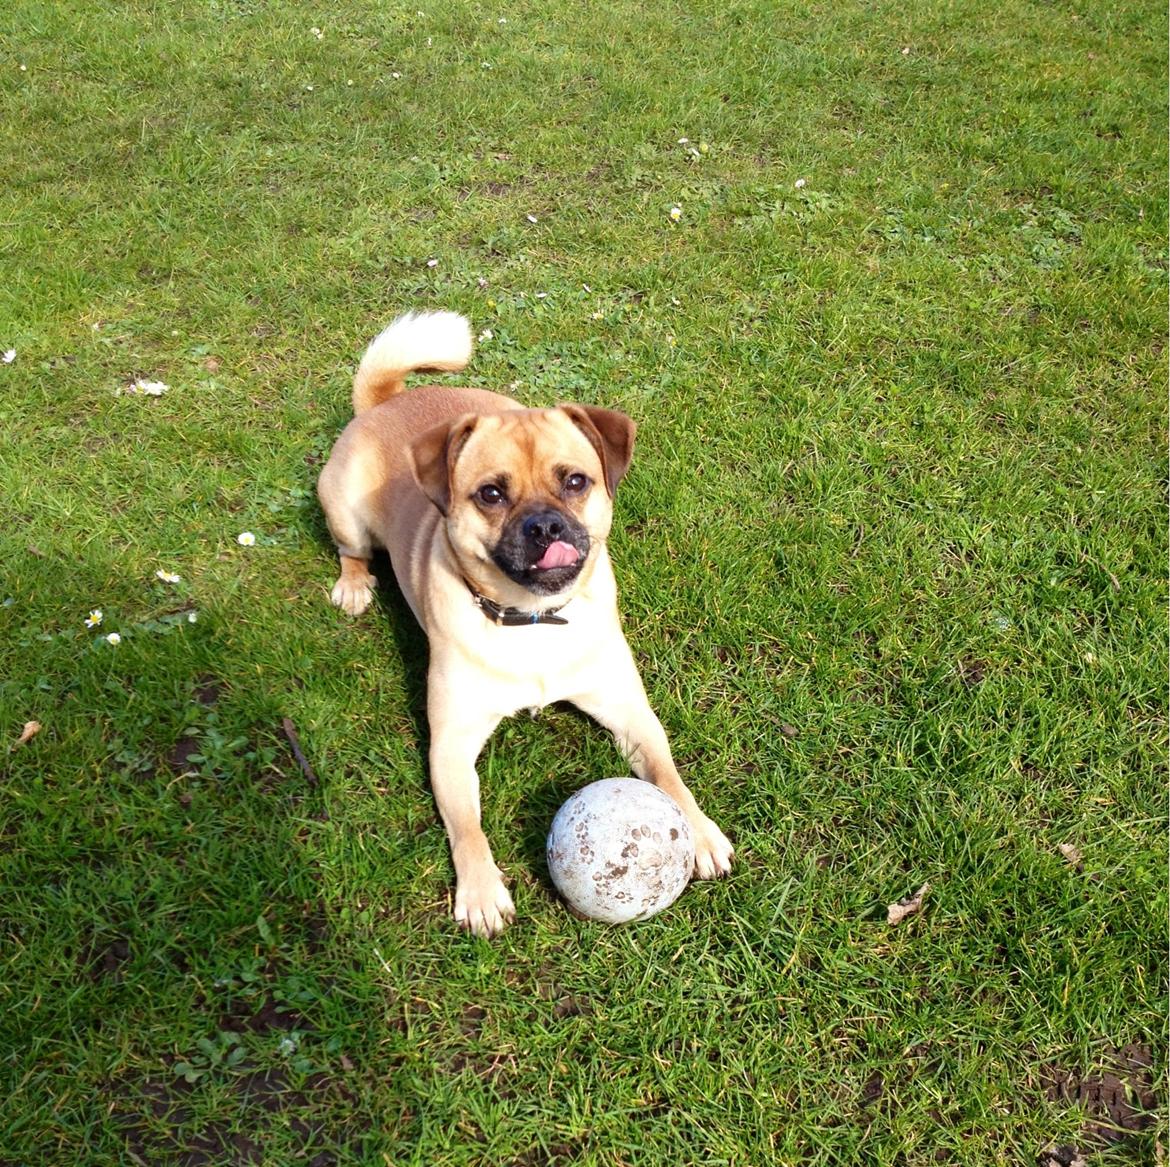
[535,541,580,570]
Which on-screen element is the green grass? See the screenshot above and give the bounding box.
[0,0,1165,1163]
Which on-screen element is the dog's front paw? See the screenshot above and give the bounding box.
[330,572,376,616]
[454,869,516,939]
[692,816,734,880]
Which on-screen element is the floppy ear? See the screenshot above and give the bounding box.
[559,404,637,496]
[408,414,479,515]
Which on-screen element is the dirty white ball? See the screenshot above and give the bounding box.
[546,778,695,924]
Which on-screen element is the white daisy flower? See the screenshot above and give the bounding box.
[123,379,168,396]
[794,177,807,189]
[237,531,256,547]
[669,206,682,221]
[85,609,103,628]
[2,349,14,364]
[106,632,122,646]
[187,611,198,624]
[155,570,182,584]
[478,329,493,342]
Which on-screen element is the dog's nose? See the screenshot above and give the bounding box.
[521,509,566,547]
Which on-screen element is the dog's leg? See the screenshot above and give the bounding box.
[427,690,516,938]
[330,551,377,616]
[571,675,734,880]
[318,461,378,615]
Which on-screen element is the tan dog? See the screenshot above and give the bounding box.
[317,310,733,937]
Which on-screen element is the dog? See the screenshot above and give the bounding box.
[317,310,733,937]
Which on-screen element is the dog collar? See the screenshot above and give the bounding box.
[464,579,569,627]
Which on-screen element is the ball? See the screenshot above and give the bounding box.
[546,778,695,924]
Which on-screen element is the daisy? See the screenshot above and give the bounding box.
[106,632,122,646]
[155,570,182,584]
[85,609,103,628]
[122,379,168,396]
[237,531,256,547]
[669,206,682,222]
[2,349,14,364]
[478,329,494,342]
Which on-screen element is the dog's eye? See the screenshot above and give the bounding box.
[476,483,506,506]
[563,473,589,495]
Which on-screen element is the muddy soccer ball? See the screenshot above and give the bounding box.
[546,778,695,924]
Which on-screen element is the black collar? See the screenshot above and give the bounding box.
[465,579,569,626]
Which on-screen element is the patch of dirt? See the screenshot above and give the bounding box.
[87,936,131,982]
[218,992,304,1035]
[1042,1043,1157,1146]
[169,735,201,774]
[194,676,223,706]
[114,1063,361,1167]
[511,1141,588,1167]
[956,657,988,687]
[1037,1147,1088,1167]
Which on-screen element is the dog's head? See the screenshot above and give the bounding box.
[409,405,636,602]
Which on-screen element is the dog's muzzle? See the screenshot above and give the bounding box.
[492,507,590,595]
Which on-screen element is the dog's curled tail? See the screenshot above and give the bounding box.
[352,310,474,415]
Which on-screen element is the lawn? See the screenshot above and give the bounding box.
[0,1,1165,1164]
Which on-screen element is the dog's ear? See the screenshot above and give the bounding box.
[409,414,479,515]
[559,405,637,496]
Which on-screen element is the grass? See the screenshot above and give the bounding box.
[0,0,1165,1163]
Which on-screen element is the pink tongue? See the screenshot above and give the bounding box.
[535,541,580,570]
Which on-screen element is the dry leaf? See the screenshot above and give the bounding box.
[1058,842,1083,869]
[14,720,41,747]
[886,882,930,925]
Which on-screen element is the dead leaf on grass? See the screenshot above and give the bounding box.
[886,882,930,925]
[1058,842,1084,869]
[13,720,41,747]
